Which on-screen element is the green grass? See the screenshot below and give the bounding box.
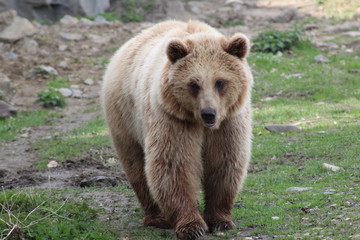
[33,115,110,169]
[0,110,62,141]
[0,189,121,239]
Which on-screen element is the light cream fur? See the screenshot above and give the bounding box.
[101,20,253,240]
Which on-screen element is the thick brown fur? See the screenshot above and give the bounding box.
[101,20,253,240]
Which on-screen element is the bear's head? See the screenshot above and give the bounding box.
[161,33,252,129]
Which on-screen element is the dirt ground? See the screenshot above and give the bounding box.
[0,0,359,238]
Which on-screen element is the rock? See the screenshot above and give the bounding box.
[93,15,109,24]
[21,38,38,55]
[80,176,118,187]
[58,88,73,97]
[226,0,244,5]
[0,72,11,95]
[3,51,17,59]
[59,15,79,26]
[186,1,215,15]
[354,8,360,19]
[265,124,301,132]
[272,216,280,220]
[79,18,94,26]
[72,89,83,98]
[0,100,16,118]
[38,65,58,75]
[47,160,59,168]
[324,22,359,33]
[0,0,109,21]
[271,9,297,23]
[342,31,360,37]
[0,10,17,26]
[314,54,330,63]
[58,32,84,41]
[322,163,341,172]
[0,16,37,42]
[23,69,37,79]
[83,78,94,85]
[286,187,313,192]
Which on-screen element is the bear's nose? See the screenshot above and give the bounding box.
[201,108,216,126]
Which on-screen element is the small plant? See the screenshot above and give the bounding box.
[121,0,144,22]
[38,88,66,108]
[46,76,70,89]
[252,29,302,54]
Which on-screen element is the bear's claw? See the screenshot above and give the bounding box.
[176,222,208,240]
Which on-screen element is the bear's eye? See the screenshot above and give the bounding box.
[189,81,200,96]
[215,80,225,92]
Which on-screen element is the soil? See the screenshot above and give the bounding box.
[0,0,359,238]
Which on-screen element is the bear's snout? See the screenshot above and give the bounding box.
[200,108,216,127]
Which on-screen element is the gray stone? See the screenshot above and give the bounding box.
[265,124,301,132]
[21,38,38,55]
[72,89,83,98]
[0,100,16,118]
[271,9,297,23]
[314,54,330,63]
[3,51,17,59]
[59,15,79,26]
[0,72,11,95]
[58,32,84,41]
[0,16,37,42]
[38,65,58,75]
[286,187,313,192]
[83,78,94,85]
[79,18,94,26]
[58,88,73,97]
[80,176,118,188]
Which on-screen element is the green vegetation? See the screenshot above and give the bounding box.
[33,115,110,169]
[38,88,67,108]
[0,110,62,141]
[45,76,71,89]
[0,189,120,239]
[252,29,302,54]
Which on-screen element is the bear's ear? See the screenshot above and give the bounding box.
[167,39,188,63]
[225,33,250,59]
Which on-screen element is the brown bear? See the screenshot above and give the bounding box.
[101,20,253,240]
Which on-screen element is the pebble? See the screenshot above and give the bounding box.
[272,216,280,220]
[47,160,59,168]
[314,54,330,63]
[4,51,17,59]
[322,163,341,172]
[38,65,58,75]
[94,15,109,24]
[58,88,73,97]
[0,72,11,95]
[58,32,84,41]
[59,15,79,26]
[72,89,83,98]
[265,124,301,132]
[286,187,313,192]
[79,18,95,26]
[83,78,94,85]
[21,38,39,55]
[58,44,68,51]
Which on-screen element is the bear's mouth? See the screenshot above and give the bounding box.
[204,120,216,127]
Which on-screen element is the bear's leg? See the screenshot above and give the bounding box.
[112,134,171,229]
[145,122,207,240]
[203,115,251,233]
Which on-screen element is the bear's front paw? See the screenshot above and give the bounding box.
[176,221,208,240]
[207,220,235,233]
